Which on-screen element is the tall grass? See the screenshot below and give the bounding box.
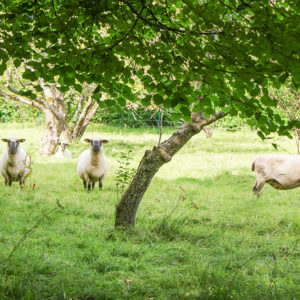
[0,126,299,299]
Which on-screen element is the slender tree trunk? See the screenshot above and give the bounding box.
[61,124,73,144]
[72,99,99,141]
[74,102,99,140]
[115,111,227,228]
[203,122,216,138]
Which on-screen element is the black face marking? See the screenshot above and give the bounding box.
[9,141,19,154]
[91,140,102,153]
[85,138,108,153]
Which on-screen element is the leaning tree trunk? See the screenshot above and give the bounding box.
[39,109,65,155]
[115,111,227,228]
[74,101,99,140]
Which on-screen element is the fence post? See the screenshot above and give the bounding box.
[120,114,123,129]
[157,112,161,133]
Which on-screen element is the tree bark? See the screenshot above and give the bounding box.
[115,111,227,228]
[39,109,65,155]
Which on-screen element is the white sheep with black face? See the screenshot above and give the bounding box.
[0,137,31,187]
[55,141,72,158]
[77,138,109,191]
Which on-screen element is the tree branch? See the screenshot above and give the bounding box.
[71,94,84,127]
[6,83,64,121]
[0,87,44,111]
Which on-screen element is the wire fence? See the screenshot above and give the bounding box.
[0,111,252,131]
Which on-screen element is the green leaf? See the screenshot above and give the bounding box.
[93,85,101,94]
[34,85,43,92]
[117,97,126,106]
[14,59,21,68]
[74,84,83,93]
[257,130,265,140]
[170,113,181,121]
[142,95,151,106]
[278,72,288,83]
[92,92,102,100]
[153,94,164,105]
[180,106,190,117]
[22,69,37,81]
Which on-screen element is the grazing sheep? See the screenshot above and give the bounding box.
[77,138,109,191]
[0,137,31,187]
[55,141,72,158]
[252,154,300,197]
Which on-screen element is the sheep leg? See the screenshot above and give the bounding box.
[8,178,12,186]
[92,182,95,190]
[83,180,87,189]
[88,182,92,191]
[99,178,103,190]
[19,178,25,188]
[4,178,8,186]
[252,181,265,198]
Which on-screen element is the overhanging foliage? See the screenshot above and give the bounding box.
[0,0,299,136]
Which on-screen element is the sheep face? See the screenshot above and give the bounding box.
[2,137,25,155]
[58,142,69,152]
[84,138,109,153]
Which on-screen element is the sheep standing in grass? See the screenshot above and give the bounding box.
[252,154,300,197]
[0,137,31,187]
[55,141,72,158]
[77,138,109,191]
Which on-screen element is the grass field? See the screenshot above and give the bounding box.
[0,124,299,300]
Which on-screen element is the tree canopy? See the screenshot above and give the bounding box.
[0,0,300,136]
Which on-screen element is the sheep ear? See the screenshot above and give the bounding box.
[2,138,9,143]
[84,139,91,143]
[58,142,61,145]
[18,139,25,143]
[102,140,109,144]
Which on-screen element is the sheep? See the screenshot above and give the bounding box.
[0,137,31,187]
[77,138,109,191]
[54,141,72,158]
[252,154,300,197]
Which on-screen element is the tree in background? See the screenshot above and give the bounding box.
[0,66,99,155]
[0,1,299,227]
[272,86,300,153]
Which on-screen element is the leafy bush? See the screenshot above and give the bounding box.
[93,106,181,128]
[0,97,40,123]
